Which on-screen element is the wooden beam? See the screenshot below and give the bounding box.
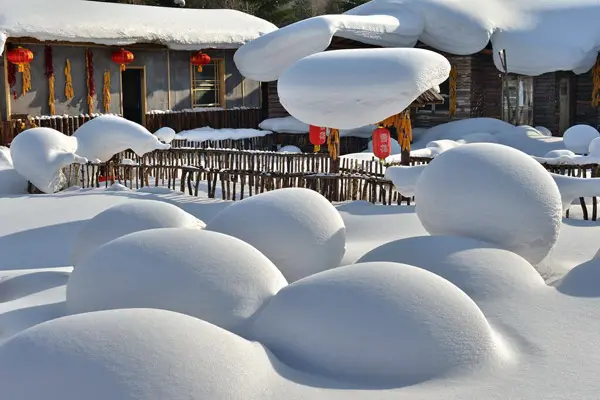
[2,45,11,120]
[166,49,171,110]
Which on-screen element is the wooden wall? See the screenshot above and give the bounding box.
[532,72,560,133]
[471,53,502,119]
[574,70,598,127]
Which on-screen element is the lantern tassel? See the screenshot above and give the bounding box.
[120,64,126,72]
[17,64,24,73]
[314,145,320,153]
[198,65,203,73]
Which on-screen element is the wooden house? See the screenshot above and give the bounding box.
[0,0,277,144]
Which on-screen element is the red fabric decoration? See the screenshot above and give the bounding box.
[190,52,211,72]
[372,127,391,160]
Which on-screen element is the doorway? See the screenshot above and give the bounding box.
[121,67,145,125]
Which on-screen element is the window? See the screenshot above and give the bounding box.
[502,75,533,125]
[416,78,450,114]
[191,59,225,108]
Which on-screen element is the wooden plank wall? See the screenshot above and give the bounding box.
[574,70,598,128]
[267,81,289,118]
[533,72,560,133]
[470,53,502,120]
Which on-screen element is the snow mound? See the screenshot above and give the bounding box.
[415,143,562,264]
[0,146,26,194]
[358,236,545,301]
[549,173,600,213]
[234,14,409,82]
[536,126,553,136]
[74,115,170,162]
[409,139,463,158]
[0,308,280,400]
[277,48,450,129]
[368,137,401,155]
[459,132,499,144]
[259,116,309,133]
[175,127,271,143]
[154,127,177,143]
[67,229,287,333]
[206,188,346,283]
[105,182,130,192]
[545,149,576,158]
[557,258,600,297]
[249,262,505,385]
[563,125,599,155]
[278,145,302,153]
[384,164,426,197]
[10,127,87,194]
[70,200,205,265]
[0,270,70,303]
[417,118,514,144]
[588,137,600,157]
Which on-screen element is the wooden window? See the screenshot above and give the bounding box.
[191,59,225,108]
[502,75,534,125]
[416,78,450,114]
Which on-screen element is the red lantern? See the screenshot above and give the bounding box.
[309,125,327,152]
[7,46,34,73]
[111,48,134,71]
[372,127,391,161]
[190,52,211,72]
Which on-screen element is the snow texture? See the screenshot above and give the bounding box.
[278,145,302,153]
[74,115,170,163]
[206,188,346,283]
[175,126,271,143]
[277,48,450,129]
[358,236,545,301]
[384,164,426,197]
[70,200,206,266]
[415,143,563,264]
[0,0,277,52]
[249,262,505,385]
[154,127,177,144]
[67,229,287,334]
[10,127,87,194]
[259,116,377,138]
[0,308,287,400]
[562,125,600,154]
[0,146,26,195]
[549,173,600,213]
[557,258,600,297]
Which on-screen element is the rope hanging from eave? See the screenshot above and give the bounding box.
[449,65,457,116]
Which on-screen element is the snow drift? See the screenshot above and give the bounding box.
[277,48,450,129]
[0,146,26,195]
[10,127,87,194]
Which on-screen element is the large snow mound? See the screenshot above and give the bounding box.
[10,127,87,194]
[0,308,282,400]
[0,0,277,52]
[278,48,450,129]
[0,146,26,195]
[206,188,346,283]
[154,127,177,144]
[549,173,600,213]
[562,125,599,154]
[175,127,271,143]
[384,164,426,197]
[249,262,505,385]
[67,229,287,333]
[234,14,409,82]
[415,143,562,264]
[557,258,600,297]
[74,115,170,162]
[70,200,206,265]
[358,236,545,301]
[258,116,376,138]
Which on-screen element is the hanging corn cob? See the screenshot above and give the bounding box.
[327,128,340,160]
[64,59,75,100]
[397,111,412,152]
[103,70,111,113]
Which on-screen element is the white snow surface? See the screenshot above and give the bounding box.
[0,146,26,195]
[384,164,427,197]
[278,48,450,129]
[562,124,600,154]
[415,143,563,264]
[70,200,206,266]
[278,145,302,153]
[259,116,377,138]
[10,127,87,194]
[249,262,506,385]
[175,126,271,143]
[154,127,177,144]
[67,229,287,334]
[549,173,600,213]
[0,0,277,52]
[206,188,346,283]
[74,115,170,163]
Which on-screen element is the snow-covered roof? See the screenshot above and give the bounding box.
[0,0,277,54]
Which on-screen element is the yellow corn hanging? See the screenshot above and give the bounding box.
[397,111,412,152]
[103,70,111,113]
[449,65,457,116]
[86,51,93,114]
[593,57,600,107]
[327,128,340,161]
[64,59,74,100]
[48,75,55,115]
[22,63,32,96]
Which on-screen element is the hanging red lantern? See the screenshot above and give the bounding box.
[111,48,134,71]
[372,127,391,161]
[309,125,327,152]
[190,52,211,72]
[7,46,34,73]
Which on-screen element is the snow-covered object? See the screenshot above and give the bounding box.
[536,126,553,136]
[175,126,271,143]
[0,146,26,195]
[358,236,545,301]
[384,164,426,197]
[0,308,283,400]
[74,115,170,162]
[259,116,376,138]
[278,145,302,153]
[557,258,600,297]
[549,173,600,213]
[278,48,450,129]
[10,127,87,194]
[410,139,463,158]
[368,137,401,155]
[563,125,599,154]
[249,262,503,385]
[234,14,409,82]
[459,132,499,144]
[415,143,562,265]
[417,118,514,144]
[67,229,287,333]
[545,149,577,158]
[174,0,185,6]
[0,0,277,53]
[154,127,177,144]
[70,200,206,265]
[588,137,600,157]
[206,188,346,283]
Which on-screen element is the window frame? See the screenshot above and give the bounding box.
[190,57,226,109]
[502,75,534,126]
[415,78,450,115]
